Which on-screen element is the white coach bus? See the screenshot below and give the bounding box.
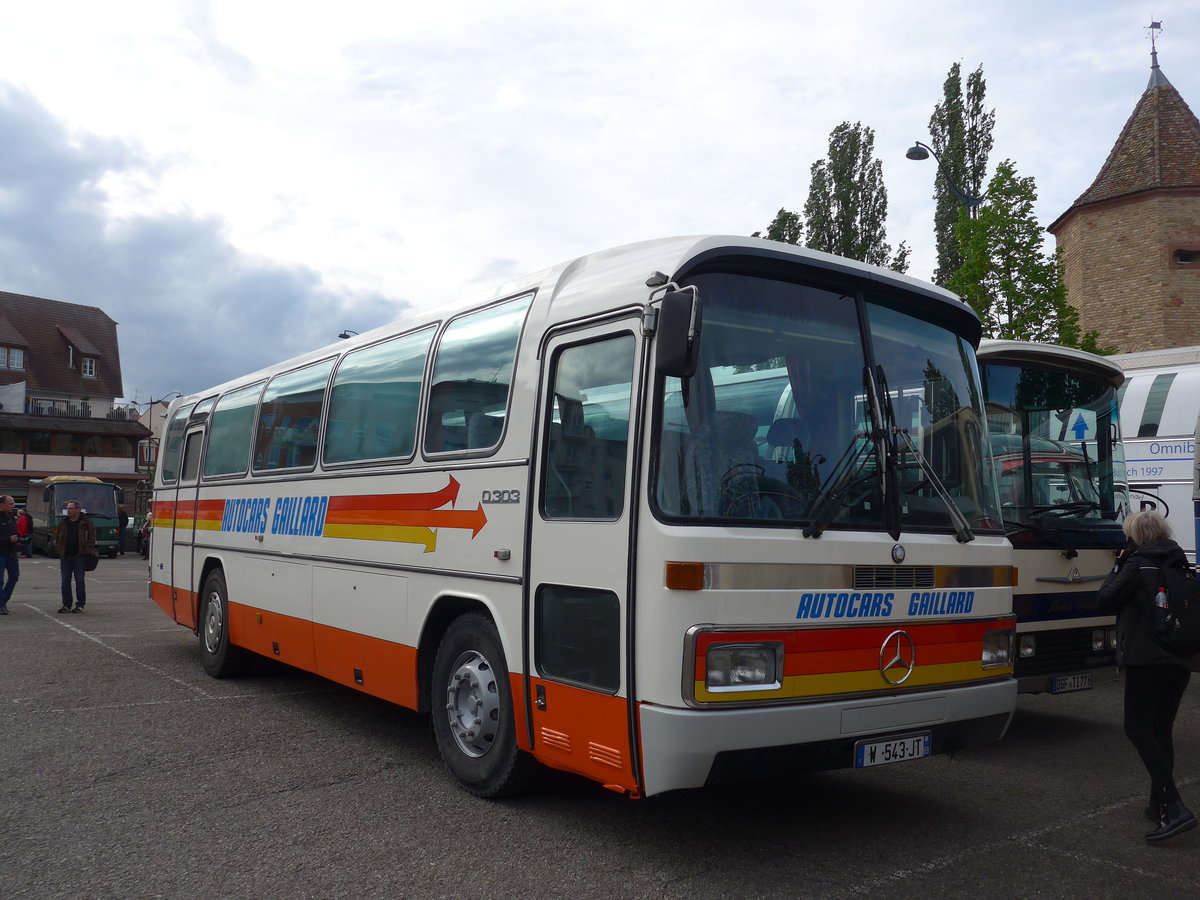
[976,341,1125,694]
[1112,345,1200,562]
[150,236,1016,798]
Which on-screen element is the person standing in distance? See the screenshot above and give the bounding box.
[0,495,20,614]
[1097,510,1196,843]
[16,506,32,557]
[55,500,96,614]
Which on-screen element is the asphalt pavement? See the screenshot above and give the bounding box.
[1,552,1198,899]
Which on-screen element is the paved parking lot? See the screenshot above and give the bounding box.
[2,553,1198,899]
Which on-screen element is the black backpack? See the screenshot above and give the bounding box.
[1152,563,1200,657]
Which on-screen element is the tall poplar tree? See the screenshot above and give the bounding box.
[928,63,994,286]
[802,121,908,272]
[946,160,1107,351]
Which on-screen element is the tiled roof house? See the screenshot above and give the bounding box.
[1048,49,1200,353]
[0,289,150,500]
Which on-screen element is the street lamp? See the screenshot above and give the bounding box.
[906,141,985,211]
[338,329,359,340]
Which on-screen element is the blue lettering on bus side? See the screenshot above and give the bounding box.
[269,495,330,536]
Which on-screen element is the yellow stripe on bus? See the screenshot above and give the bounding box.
[322,523,438,552]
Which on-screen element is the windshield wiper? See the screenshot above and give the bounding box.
[802,432,874,539]
[895,427,975,543]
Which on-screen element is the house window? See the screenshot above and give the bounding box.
[1173,248,1200,267]
[8,348,22,370]
[82,357,96,377]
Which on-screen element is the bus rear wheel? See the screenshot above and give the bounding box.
[199,570,253,678]
[431,613,536,798]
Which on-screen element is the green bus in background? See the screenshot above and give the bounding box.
[26,476,123,558]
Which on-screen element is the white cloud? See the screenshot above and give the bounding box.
[0,0,1197,397]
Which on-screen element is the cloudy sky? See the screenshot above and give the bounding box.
[0,1,1196,401]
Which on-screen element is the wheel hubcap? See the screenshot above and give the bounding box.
[203,593,224,655]
[444,650,500,757]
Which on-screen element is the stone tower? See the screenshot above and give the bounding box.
[1047,44,1200,353]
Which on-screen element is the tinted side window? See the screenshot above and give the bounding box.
[542,334,635,520]
[324,327,435,465]
[203,384,263,478]
[159,405,194,484]
[424,295,533,454]
[253,359,335,472]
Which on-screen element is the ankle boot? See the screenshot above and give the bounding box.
[1145,800,1198,843]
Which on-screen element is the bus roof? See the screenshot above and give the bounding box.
[1114,351,1200,439]
[167,236,978,411]
[28,475,106,485]
[978,339,1125,387]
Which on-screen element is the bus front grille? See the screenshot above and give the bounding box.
[853,566,936,590]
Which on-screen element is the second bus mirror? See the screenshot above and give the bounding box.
[655,290,702,378]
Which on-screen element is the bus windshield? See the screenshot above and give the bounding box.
[654,272,1001,536]
[51,482,119,518]
[983,361,1126,547]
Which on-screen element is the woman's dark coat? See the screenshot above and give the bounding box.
[1096,538,1188,668]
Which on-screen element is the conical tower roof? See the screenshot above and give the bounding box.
[1062,59,1200,214]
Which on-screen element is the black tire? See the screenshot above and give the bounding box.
[198,570,253,678]
[430,613,537,798]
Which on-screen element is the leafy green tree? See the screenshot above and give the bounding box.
[752,208,803,244]
[928,63,994,286]
[803,121,908,272]
[946,160,1108,351]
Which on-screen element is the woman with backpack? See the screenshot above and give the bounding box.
[1097,510,1196,843]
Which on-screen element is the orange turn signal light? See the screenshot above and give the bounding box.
[665,561,705,591]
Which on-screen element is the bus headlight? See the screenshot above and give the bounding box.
[705,643,784,691]
[1091,629,1106,652]
[982,630,1014,667]
[1018,634,1036,658]
[1107,627,1118,650]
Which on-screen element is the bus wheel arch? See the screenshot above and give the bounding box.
[428,609,537,798]
[198,566,253,678]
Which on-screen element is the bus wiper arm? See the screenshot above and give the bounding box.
[896,427,975,543]
[802,434,873,539]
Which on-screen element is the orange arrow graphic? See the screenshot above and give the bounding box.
[326,475,460,512]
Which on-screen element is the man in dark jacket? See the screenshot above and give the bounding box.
[0,495,20,614]
[54,500,97,614]
[1097,510,1195,843]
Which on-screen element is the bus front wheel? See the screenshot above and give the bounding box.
[199,570,253,678]
[431,613,536,798]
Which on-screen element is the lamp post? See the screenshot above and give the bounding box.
[906,141,985,212]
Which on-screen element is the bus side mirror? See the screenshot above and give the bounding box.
[655,289,702,378]
[43,487,52,502]
[115,486,125,503]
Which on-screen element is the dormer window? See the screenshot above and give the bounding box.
[82,357,97,377]
[0,347,24,370]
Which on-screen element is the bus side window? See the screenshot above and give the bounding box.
[324,326,434,465]
[203,383,263,478]
[158,405,195,484]
[424,294,532,455]
[253,359,334,472]
[541,334,635,520]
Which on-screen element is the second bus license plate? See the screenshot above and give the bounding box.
[1051,673,1093,693]
[854,732,931,768]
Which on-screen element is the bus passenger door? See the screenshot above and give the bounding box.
[527,324,642,794]
[169,426,205,629]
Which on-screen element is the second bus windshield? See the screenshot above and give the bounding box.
[983,361,1126,540]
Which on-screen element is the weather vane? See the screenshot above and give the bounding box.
[1147,19,1162,57]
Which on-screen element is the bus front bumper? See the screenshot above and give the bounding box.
[637,678,1016,796]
